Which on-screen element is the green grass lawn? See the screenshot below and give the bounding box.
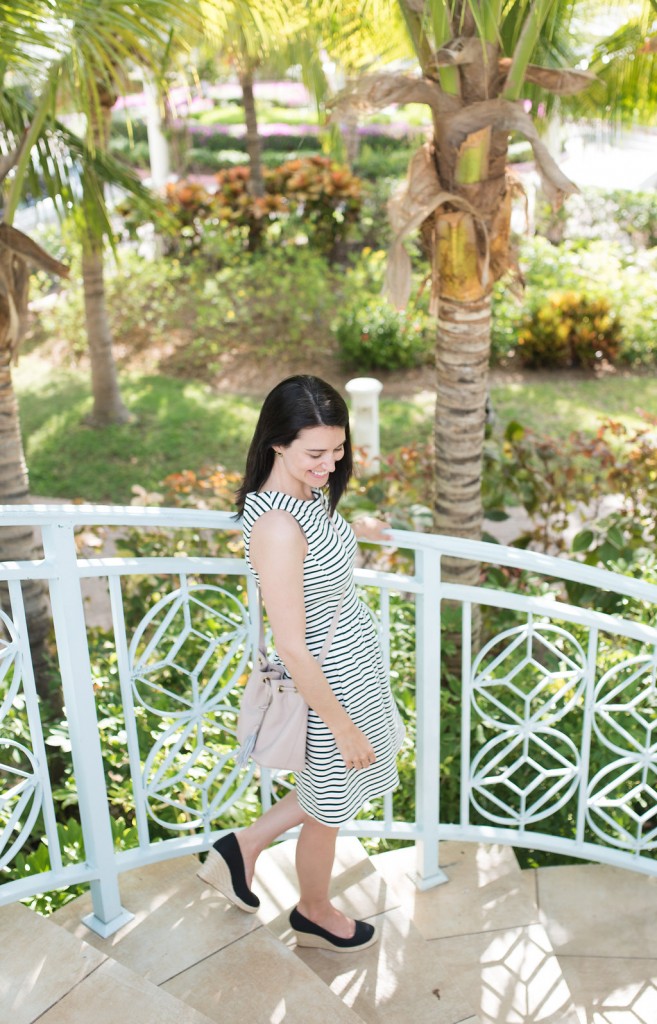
[490,372,657,435]
[15,359,260,502]
[13,353,657,504]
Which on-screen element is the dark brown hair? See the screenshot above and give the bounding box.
[235,375,353,516]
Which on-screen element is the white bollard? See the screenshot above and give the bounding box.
[345,377,383,473]
[143,73,171,190]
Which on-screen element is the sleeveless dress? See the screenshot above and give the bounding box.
[241,489,403,826]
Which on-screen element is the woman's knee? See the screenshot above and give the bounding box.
[300,815,339,837]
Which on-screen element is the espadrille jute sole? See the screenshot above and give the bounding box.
[196,848,259,913]
[291,923,379,952]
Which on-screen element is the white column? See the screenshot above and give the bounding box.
[42,522,133,937]
[345,377,383,474]
[143,74,171,190]
[413,543,449,890]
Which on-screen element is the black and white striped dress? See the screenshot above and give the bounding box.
[241,489,403,826]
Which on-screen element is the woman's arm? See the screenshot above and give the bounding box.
[250,509,376,770]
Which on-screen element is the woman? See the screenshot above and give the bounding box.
[199,375,403,952]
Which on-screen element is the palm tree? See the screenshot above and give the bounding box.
[320,0,411,165]
[41,2,204,425]
[334,0,657,588]
[3,1,256,426]
[202,2,333,209]
[0,94,82,673]
[0,1,197,669]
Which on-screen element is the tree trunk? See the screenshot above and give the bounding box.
[0,248,52,687]
[82,85,131,427]
[341,106,361,167]
[434,291,492,588]
[81,239,130,426]
[240,69,264,199]
[239,67,266,253]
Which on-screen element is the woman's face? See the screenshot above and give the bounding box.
[274,425,346,496]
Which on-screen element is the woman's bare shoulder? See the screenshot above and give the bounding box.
[250,508,306,545]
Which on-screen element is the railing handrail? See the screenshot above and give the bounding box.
[3,502,657,605]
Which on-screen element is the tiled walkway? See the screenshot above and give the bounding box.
[2,839,657,1023]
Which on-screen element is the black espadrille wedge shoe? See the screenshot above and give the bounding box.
[197,832,259,913]
[289,907,378,952]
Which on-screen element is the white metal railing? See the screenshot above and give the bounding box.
[1,504,657,936]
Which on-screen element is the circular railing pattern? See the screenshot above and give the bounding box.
[469,621,586,826]
[0,739,42,869]
[128,584,255,829]
[0,610,43,868]
[587,653,657,851]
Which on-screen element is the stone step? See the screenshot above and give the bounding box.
[53,849,365,1024]
[371,842,581,1024]
[0,902,214,1024]
[536,862,657,1023]
[258,836,481,1024]
[371,841,535,942]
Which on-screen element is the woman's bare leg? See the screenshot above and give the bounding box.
[295,817,355,939]
[235,789,306,887]
[234,791,357,938]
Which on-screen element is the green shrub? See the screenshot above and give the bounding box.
[334,298,433,371]
[354,143,416,180]
[517,291,622,369]
[125,157,364,261]
[536,187,657,249]
[31,244,339,375]
[489,235,657,368]
[185,148,228,173]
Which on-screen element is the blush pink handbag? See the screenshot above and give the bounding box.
[236,590,345,773]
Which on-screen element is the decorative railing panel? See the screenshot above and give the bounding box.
[1,505,657,935]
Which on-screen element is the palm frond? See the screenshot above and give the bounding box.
[571,19,657,124]
[1,82,156,240]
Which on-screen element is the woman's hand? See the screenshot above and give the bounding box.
[333,722,377,771]
[351,515,392,543]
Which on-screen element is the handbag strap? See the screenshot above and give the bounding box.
[257,586,345,666]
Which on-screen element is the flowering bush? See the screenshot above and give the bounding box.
[120,157,364,259]
[517,291,622,369]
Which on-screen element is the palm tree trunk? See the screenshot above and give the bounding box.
[434,291,491,588]
[239,67,266,253]
[341,106,361,167]
[0,250,52,685]
[82,86,130,426]
[81,239,130,426]
[0,366,51,650]
[239,69,264,198]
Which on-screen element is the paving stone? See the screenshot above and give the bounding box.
[36,958,215,1024]
[164,923,364,1023]
[53,854,260,984]
[558,955,657,1024]
[0,903,106,1024]
[290,906,476,1024]
[431,922,581,1024]
[536,863,657,958]
[372,841,538,940]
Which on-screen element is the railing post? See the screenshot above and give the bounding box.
[413,544,448,889]
[42,522,133,937]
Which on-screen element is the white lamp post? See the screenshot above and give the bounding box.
[345,377,383,473]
